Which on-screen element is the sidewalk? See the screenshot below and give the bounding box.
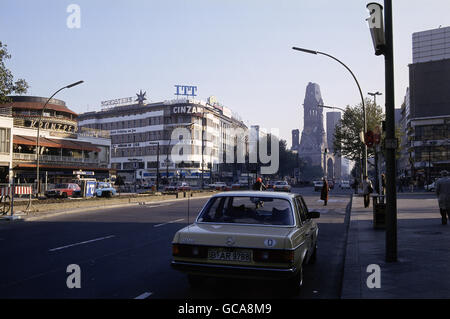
[341,194,450,298]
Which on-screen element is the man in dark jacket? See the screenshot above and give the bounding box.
[253,177,266,191]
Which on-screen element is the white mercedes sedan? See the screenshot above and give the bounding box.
[171,191,320,294]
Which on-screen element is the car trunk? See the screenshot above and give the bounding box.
[177,223,293,250]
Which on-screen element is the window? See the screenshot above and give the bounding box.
[0,128,11,153]
[295,197,307,222]
[197,196,294,226]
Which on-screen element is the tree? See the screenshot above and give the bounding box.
[278,139,298,178]
[333,98,384,162]
[0,41,29,103]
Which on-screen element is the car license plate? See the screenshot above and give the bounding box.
[208,249,252,262]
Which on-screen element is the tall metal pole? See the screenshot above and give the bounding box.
[292,47,367,178]
[368,92,382,194]
[384,0,397,262]
[201,111,205,189]
[36,81,83,195]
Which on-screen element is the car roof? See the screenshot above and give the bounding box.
[213,191,297,200]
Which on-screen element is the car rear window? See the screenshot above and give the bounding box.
[197,196,294,226]
[55,184,68,188]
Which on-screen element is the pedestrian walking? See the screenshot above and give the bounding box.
[362,176,373,208]
[397,177,404,192]
[320,177,329,206]
[436,170,450,225]
[252,177,266,191]
[353,179,359,194]
[381,173,386,196]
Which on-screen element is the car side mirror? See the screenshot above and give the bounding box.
[307,211,320,219]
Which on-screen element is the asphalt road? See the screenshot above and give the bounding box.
[0,187,352,299]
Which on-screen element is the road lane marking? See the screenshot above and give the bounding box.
[153,218,185,228]
[49,235,116,252]
[135,292,153,299]
[138,203,173,208]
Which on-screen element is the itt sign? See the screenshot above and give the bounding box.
[174,85,197,97]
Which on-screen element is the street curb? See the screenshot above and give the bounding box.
[338,193,353,299]
[9,193,216,222]
[340,195,365,299]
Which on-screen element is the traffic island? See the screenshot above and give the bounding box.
[1,190,219,221]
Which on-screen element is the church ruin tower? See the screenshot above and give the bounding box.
[298,82,328,169]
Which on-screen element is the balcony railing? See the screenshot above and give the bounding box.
[13,153,103,165]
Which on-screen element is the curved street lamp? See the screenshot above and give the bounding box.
[292,47,368,178]
[36,81,84,195]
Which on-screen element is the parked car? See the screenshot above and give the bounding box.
[273,181,291,192]
[45,183,81,198]
[95,182,117,197]
[171,191,320,295]
[164,183,178,192]
[231,183,243,190]
[313,181,323,192]
[339,180,351,189]
[212,182,228,190]
[328,180,334,190]
[177,182,191,191]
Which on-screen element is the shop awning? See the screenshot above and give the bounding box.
[13,135,101,152]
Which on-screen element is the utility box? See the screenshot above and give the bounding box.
[372,195,386,229]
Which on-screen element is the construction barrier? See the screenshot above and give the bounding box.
[0,186,33,196]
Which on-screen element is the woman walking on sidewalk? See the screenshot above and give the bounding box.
[320,177,329,206]
[436,170,450,225]
[362,176,373,208]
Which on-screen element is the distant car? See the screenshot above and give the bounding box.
[213,182,228,190]
[327,180,334,189]
[266,181,275,189]
[313,181,323,192]
[45,183,81,198]
[177,182,191,191]
[171,191,320,295]
[273,181,291,192]
[339,181,351,189]
[165,183,178,192]
[95,182,116,197]
[231,183,242,190]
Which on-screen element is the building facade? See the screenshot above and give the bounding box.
[326,112,342,180]
[0,96,111,187]
[399,26,450,184]
[0,108,13,183]
[77,96,248,186]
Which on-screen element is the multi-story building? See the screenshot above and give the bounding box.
[77,96,248,186]
[0,96,111,187]
[0,108,13,183]
[326,112,342,180]
[291,129,300,152]
[399,26,450,183]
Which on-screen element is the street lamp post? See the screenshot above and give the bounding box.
[36,81,83,195]
[366,0,397,262]
[292,47,368,179]
[368,92,383,195]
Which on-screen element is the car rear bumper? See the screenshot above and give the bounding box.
[171,261,297,280]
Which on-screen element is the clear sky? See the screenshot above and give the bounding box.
[1,0,449,146]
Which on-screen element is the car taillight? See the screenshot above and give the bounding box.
[253,249,294,264]
[172,244,208,258]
